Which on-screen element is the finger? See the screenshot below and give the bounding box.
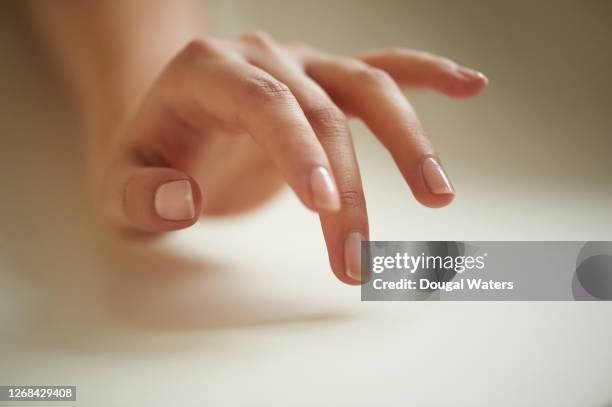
[238,32,367,284]
[98,157,202,234]
[358,48,488,98]
[306,56,455,208]
[166,39,341,213]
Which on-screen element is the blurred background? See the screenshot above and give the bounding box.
[0,1,611,406]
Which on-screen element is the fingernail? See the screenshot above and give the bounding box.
[344,231,364,281]
[310,166,341,211]
[422,157,454,195]
[456,66,488,84]
[154,180,195,221]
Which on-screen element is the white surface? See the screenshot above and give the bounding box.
[1,189,612,406]
[1,1,612,406]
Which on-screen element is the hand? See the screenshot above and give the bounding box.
[94,31,487,284]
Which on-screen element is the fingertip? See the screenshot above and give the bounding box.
[343,230,364,283]
[456,66,488,84]
[415,191,455,209]
[153,176,203,228]
[330,261,364,286]
[340,276,363,286]
[321,226,368,286]
[309,166,342,213]
[155,179,195,221]
[105,167,202,234]
[401,156,456,209]
[443,66,489,98]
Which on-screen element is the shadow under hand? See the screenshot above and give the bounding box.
[101,238,346,333]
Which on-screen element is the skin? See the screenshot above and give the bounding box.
[28,0,487,285]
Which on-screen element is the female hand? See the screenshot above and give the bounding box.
[95,31,487,284]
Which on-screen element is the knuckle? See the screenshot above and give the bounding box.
[383,46,426,60]
[180,38,218,60]
[380,46,406,57]
[354,66,394,87]
[240,30,276,49]
[338,189,363,209]
[304,104,348,136]
[438,57,457,70]
[286,41,316,60]
[242,75,293,102]
[286,41,310,51]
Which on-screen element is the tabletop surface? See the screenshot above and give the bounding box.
[1,1,612,406]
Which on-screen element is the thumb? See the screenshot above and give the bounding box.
[99,162,202,234]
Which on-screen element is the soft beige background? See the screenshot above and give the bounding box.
[1,1,611,406]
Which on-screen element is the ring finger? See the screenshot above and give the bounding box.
[304,52,455,209]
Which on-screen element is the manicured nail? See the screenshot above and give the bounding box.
[154,180,195,221]
[344,231,364,281]
[310,166,341,211]
[422,157,454,195]
[456,66,488,84]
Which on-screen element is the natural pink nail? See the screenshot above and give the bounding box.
[344,231,364,281]
[310,166,341,211]
[154,180,195,221]
[422,157,454,195]
[456,66,488,84]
